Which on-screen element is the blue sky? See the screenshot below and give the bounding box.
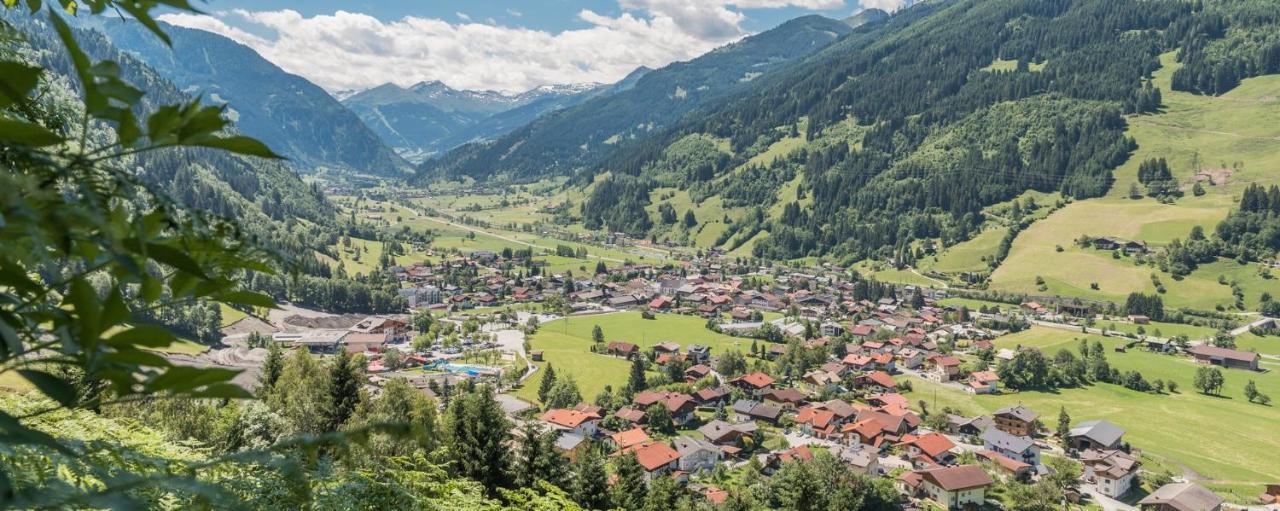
[162,1,900,93]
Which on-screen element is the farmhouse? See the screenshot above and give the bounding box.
[1081,449,1140,498]
[1069,419,1126,451]
[1139,482,1224,511]
[1188,345,1259,371]
[980,428,1040,467]
[993,405,1039,437]
[897,465,994,509]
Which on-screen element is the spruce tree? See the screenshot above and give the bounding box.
[611,452,648,511]
[327,348,362,431]
[1056,406,1071,442]
[626,357,647,394]
[446,385,512,494]
[537,363,557,405]
[259,341,285,395]
[574,446,611,510]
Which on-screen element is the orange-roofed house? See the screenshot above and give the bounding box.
[927,355,963,383]
[897,465,994,509]
[632,442,681,480]
[730,371,776,396]
[898,432,958,468]
[541,409,600,437]
[857,371,898,393]
[609,427,651,451]
[966,371,999,394]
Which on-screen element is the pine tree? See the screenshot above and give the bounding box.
[259,341,285,395]
[326,348,362,431]
[513,421,567,488]
[446,385,512,493]
[573,446,611,510]
[626,357,647,394]
[592,325,604,345]
[611,452,648,511]
[538,364,557,405]
[1056,406,1071,442]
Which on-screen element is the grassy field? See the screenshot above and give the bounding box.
[513,312,753,405]
[921,226,1007,274]
[910,326,1280,499]
[988,53,1280,312]
[853,261,948,287]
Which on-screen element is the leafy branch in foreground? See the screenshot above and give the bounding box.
[0,1,292,505]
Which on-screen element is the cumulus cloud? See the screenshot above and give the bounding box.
[857,0,913,12]
[157,0,846,94]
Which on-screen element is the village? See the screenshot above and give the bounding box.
[210,249,1278,511]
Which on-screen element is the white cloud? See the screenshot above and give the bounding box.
[456,12,471,21]
[158,1,845,93]
[857,0,912,12]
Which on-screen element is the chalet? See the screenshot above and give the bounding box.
[1139,482,1223,511]
[684,364,711,382]
[732,399,782,424]
[897,465,994,509]
[842,354,874,371]
[606,341,640,359]
[946,415,994,437]
[342,333,388,354]
[965,371,999,394]
[980,429,1040,467]
[761,388,808,410]
[801,369,843,392]
[608,427,651,451]
[607,295,640,308]
[849,324,876,340]
[633,391,697,424]
[993,405,1039,437]
[975,449,1032,482]
[693,386,731,406]
[795,406,840,439]
[730,372,776,396]
[1188,344,1259,371]
[856,371,898,394]
[1081,449,1141,498]
[897,348,925,369]
[631,442,681,481]
[614,406,648,425]
[927,355,963,383]
[834,446,880,476]
[698,420,756,447]
[1069,419,1125,451]
[541,409,600,437]
[898,432,958,468]
[673,436,722,474]
[1128,314,1151,324]
[761,445,815,474]
[1093,236,1123,251]
[648,296,674,310]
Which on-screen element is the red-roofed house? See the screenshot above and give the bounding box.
[609,427,651,451]
[966,371,999,394]
[541,409,600,437]
[632,442,681,480]
[730,372,776,396]
[898,433,958,468]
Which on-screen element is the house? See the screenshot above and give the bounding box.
[698,420,756,447]
[693,386,731,406]
[761,445,815,474]
[687,344,712,364]
[927,355,963,383]
[540,409,600,437]
[795,406,840,438]
[975,449,1032,482]
[1069,419,1126,451]
[966,371,999,394]
[897,348,925,369]
[898,432,958,468]
[897,465,994,510]
[1093,237,1123,251]
[614,406,648,425]
[606,341,640,359]
[834,446,880,476]
[648,296,674,310]
[1188,344,1260,371]
[1081,449,1141,498]
[993,405,1039,437]
[552,433,589,461]
[685,364,712,382]
[801,369,843,392]
[980,429,1040,467]
[730,372,776,396]
[1128,314,1151,324]
[630,442,682,481]
[609,427,651,451]
[761,388,807,410]
[652,341,681,355]
[732,399,782,424]
[1138,482,1224,511]
[673,436,722,474]
[856,371,898,394]
[946,415,993,437]
[633,391,697,424]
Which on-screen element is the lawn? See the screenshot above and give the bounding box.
[921,225,1007,274]
[853,261,947,287]
[513,312,753,405]
[910,326,1280,498]
[988,53,1280,312]
[219,303,248,327]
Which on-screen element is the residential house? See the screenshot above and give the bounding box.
[965,371,999,394]
[631,442,681,481]
[993,405,1039,437]
[927,355,963,383]
[975,449,1032,482]
[1138,482,1224,511]
[898,432,958,468]
[1069,419,1126,451]
[856,371,898,394]
[730,372,776,396]
[540,409,600,437]
[1081,449,1141,498]
[673,436,722,474]
[761,388,807,410]
[897,465,994,510]
[732,399,782,424]
[980,428,1041,467]
[946,415,994,437]
[343,333,388,354]
[693,386,731,407]
[608,427,651,451]
[698,420,756,449]
[687,345,712,364]
[897,348,925,370]
[684,364,712,382]
[606,341,640,359]
[633,391,697,425]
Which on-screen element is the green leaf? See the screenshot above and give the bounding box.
[0,62,41,109]
[17,370,76,407]
[65,278,101,348]
[147,366,239,394]
[218,290,276,310]
[187,383,253,400]
[0,117,64,147]
[105,325,179,349]
[102,349,171,367]
[0,318,21,358]
[190,135,284,159]
[0,411,74,456]
[145,243,207,278]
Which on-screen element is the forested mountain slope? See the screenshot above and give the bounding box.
[419,15,855,182]
[96,20,410,176]
[570,0,1280,264]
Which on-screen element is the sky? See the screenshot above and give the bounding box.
[157,0,912,94]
